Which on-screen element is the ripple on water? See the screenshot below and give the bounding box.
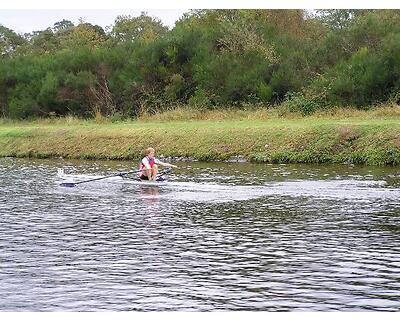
[0,158,399,311]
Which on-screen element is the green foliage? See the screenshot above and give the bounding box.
[52,20,74,33]
[8,86,40,119]
[29,28,60,53]
[315,10,369,30]
[37,72,59,110]
[164,73,185,101]
[111,12,168,43]
[0,25,27,57]
[281,89,328,115]
[257,83,273,102]
[187,89,214,109]
[312,31,400,108]
[58,22,107,49]
[0,9,399,118]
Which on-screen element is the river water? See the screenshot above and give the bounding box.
[0,157,399,311]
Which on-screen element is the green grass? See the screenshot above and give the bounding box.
[1,106,399,165]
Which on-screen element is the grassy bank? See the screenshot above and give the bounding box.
[1,107,399,165]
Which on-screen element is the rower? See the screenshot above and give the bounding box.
[139,147,178,181]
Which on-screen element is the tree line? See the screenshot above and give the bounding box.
[0,9,399,119]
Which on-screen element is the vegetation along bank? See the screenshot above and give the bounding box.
[1,108,399,166]
[1,10,400,119]
[1,10,399,165]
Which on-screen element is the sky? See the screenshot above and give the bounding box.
[0,0,397,34]
[0,10,189,34]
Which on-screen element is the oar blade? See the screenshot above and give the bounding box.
[60,182,76,187]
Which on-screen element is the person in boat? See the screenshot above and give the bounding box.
[139,147,178,181]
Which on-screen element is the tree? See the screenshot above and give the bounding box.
[28,28,60,54]
[314,9,371,30]
[52,19,74,34]
[58,22,107,49]
[111,12,168,43]
[0,25,27,57]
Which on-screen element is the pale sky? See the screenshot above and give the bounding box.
[0,10,190,34]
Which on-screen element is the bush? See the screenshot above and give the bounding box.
[281,88,329,115]
[0,10,400,118]
[8,91,40,119]
[187,88,215,109]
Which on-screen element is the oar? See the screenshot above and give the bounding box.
[150,167,173,182]
[60,169,146,187]
[157,167,173,177]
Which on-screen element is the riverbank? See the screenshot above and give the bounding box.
[1,108,399,165]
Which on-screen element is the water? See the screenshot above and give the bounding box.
[0,157,399,311]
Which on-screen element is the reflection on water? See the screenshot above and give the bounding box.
[0,157,399,311]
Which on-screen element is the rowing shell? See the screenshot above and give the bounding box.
[121,175,168,186]
[57,168,170,187]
